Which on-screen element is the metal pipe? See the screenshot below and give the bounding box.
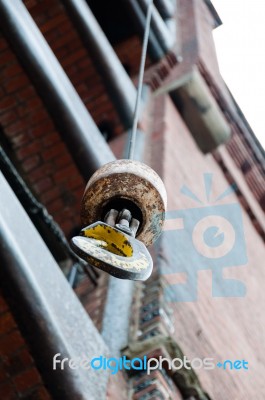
[154,0,176,19]
[0,0,115,180]
[0,172,109,399]
[61,0,137,129]
[126,0,164,61]
[128,0,154,160]
[138,0,175,53]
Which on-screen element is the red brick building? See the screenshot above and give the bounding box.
[0,0,264,399]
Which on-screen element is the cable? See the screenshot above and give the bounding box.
[127,0,154,160]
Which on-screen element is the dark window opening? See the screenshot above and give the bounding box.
[87,0,136,45]
[122,62,132,77]
[98,120,115,142]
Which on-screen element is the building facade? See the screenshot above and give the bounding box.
[0,0,264,399]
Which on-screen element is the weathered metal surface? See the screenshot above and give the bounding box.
[81,159,167,247]
[105,208,140,237]
[0,0,114,180]
[61,0,137,129]
[126,0,164,61]
[81,221,134,257]
[0,173,109,400]
[154,0,176,19]
[138,0,175,53]
[71,222,153,280]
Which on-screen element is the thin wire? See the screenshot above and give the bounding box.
[127,0,154,160]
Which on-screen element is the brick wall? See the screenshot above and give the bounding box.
[193,0,265,211]
[151,0,265,213]
[0,291,51,400]
[199,62,265,213]
[149,93,265,399]
[0,33,85,237]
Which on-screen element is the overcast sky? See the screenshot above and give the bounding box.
[210,0,265,149]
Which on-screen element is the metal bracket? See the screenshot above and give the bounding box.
[71,214,153,281]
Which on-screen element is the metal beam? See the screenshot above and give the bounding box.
[0,0,114,180]
[0,145,98,285]
[61,0,137,129]
[138,0,175,53]
[126,0,164,61]
[0,172,109,400]
[154,0,176,19]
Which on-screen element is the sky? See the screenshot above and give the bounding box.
[210,0,265,149]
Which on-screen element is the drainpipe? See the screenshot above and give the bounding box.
[154,0,176,19]
[126,0,164,61]
[61,0,137,129]
[0,172,109,399]
[0,0,114,180]
[138,0,175,53]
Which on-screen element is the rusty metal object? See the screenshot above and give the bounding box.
[71,221,153,280]
[81,159,167,247]
[105,208,140,237]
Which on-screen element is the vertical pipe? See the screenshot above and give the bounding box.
[61,0,137,129]
[0,0,115,180]
[0,172,109,399]
[138,0,175,53]
[154,0,176,19]
[126,0,164,61]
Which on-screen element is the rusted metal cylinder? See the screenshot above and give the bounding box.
[81,159,167,247]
